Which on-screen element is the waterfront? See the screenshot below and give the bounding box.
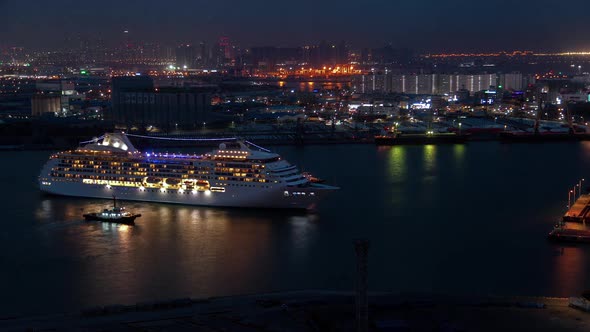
[3,142,590,316]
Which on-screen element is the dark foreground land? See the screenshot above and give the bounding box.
[2,291,589,331]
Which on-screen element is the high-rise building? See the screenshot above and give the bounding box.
[199,42,208,67]
[353,72,503,95]
[336,40,348,63]
[214,36,236,67]
[175,44,196,69]
[499,73,524,91]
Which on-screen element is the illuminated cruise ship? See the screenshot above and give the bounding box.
[39,133,338,209]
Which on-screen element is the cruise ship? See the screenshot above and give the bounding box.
[39,133,338,209]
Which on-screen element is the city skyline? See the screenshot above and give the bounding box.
[1,0,590,51]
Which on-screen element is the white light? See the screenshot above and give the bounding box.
[205,190,211,196]
[192,190,197,194]
[178,189,184,194]
[160,188,166,193]
[139,186,145,191]
[106,184,111,189]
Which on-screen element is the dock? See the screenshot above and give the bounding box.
[563,194,590,223]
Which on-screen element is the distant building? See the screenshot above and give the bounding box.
[198,41,208,67]
[353,73,500,95]
[110,76,154,122]
[110,76,214,130]
[35,79,77,115]
[175,44,196,69]
[498,73,524,91]
[31,95,60,116]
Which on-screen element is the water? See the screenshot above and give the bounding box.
[2,142,590,316]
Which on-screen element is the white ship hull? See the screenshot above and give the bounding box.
[38,133,338,210]
[40,180,329,210]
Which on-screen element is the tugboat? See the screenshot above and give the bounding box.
[83,196,141,225]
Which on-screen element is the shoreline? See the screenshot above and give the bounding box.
[1,133,590,152]
[1,291,588,331]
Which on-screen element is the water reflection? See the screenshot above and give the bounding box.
[31,196,319,309]
[288,215,318,253]
[387,146,406,182]
[423,145,437,175]
[453,144,465,168]
[553,246,587,295]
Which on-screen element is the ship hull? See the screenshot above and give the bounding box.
[83,213,140,225]
[40,181,331,210]
[375,134,469,145]
[499,132,590,143]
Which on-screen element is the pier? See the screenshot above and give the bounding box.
[563,194,590,223]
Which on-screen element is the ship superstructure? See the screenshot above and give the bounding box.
[39,133,338,209]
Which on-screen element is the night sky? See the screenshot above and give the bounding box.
[1,0,589,51]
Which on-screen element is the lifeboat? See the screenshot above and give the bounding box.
[195,180,210,191]
[164,178,182,187]
[143,177,162,188]
[145,177,162,184]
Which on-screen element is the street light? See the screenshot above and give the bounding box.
[569,189,574,208]
[579,178,585,198]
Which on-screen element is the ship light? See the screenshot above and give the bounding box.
[106,184,111,189]
[160,188,166,193]
[205,190,211,196]
[178,188,184,193]
[139,186,145,191]
[192,190,197,194]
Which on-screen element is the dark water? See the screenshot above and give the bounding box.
[2,142,590,316]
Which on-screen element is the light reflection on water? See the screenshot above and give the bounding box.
[423,145,437,179]
[4,143,590,315]
[27,196,316,313]
[387,146,406,182]
[453,144,465,169]
[552,244,588,297]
